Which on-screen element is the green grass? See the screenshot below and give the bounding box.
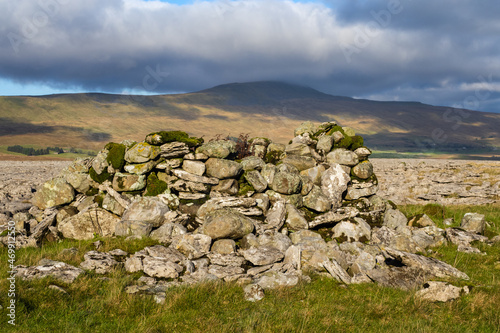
[1,205,499,332]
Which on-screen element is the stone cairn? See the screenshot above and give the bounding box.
[9,121,483,302]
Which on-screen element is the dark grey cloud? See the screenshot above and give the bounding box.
[0,0,499,112]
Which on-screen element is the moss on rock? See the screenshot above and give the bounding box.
[145,172,169,196]
[104,142,126,170]
[349,135,364,151]
[89,166,112,184]
[146,130,204,147]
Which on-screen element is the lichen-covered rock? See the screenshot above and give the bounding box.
[332,219,371,243]
[32,178,75,210]
[326,148,359,166]
[316,135,334,153]
[15,259,84,284]
[121,197,170,227]
[345,179,378,200]
[320,164,350,208]
[271,171,302,195]
[211,239,237,254]
[303,185,331,213]
[300,165,327,186]
[196,140,237,159]
[150,222,187,244]
[171,234,212,259]
[240,246,285,266]
[112,172,146,192]
[125,142,160,163]
[80,251,120,274]
[241,156,265,171]
[285,204,308,230]
[182,160,206,176]
[212,179,239,195]
[58,208,120,240]
[205,158,242,179]
[124,161,157,175]
[294,121,316,137]
[281,155,317,171]
[244,170,268,193]
[352,161,374,179]
[202,208,255,240]
[461,213,486,235]
[115,220,154,237]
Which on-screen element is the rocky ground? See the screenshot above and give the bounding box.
[1,159,498,215]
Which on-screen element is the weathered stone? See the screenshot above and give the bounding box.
[178,192,207,200]
[285,204,308,230]
[80,251,120,274]
[92,150,110,174]
[112,172,146,192]
[264,200,286,230]
[332,131,344,143]
[285,143,312,156]
[416,281,466,302]
[171,233,212,259]
[281,155,317,171]
[257,231,292,252]
[354,147,372,160]
[244,284,265,302]
[63,171,91,194]
[32,178,75,210]
[196,140,236,159]
[115,220,153,237]
[205,158,242,179]
[271,171,302,195]
[294,121,316,137]
[171,180,210,193]
[261,164,277,184]
[203,208,255,240]
[156,159,183,170]
[124,160,157,175]
[445,227,488,253]
[182,160,206,176]
[332,219,371,243]
[300,175,314,196]
[345,180,378,200]
[244,170,268,192]
[15,259,84,284]
[160,142,190,158]
[342,126,355,136]
[408,214,436,228]
[241,156,265,171]
[171,169,219,185]
[208,264,245,279]
[59,208,120,240]
[102,194,125,216]
[371,226,422,253]
[241,246,285,266]
[150,222,187,244]
[352,161,374,179]
[197,197,257,220]
[303,185,332,213]
[321,163,350,208]
[326,148,359,166]
[211,239,237,254]
[461,213,486,235]
[212,179,239,195]
[309,207,359,228]
[253,193,270,215]
[289,229,323,244]
[383,209,408,230]
[255,271,300,290]
[300,165,327,186]
[125,142,160,163]
[121,197,170,227]
[143,257,183,279]
[316,135,334,153]
[412,226,447,249]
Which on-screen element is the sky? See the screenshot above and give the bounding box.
[1,0,499,113]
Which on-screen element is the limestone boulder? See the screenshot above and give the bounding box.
[59,208,120,240]
[202,208,255,240]
[326,148,359,166]
[320,163,350,208]
[205,158,242,179]
[32,178,75,210]
[461,213,486,234]
[270,171,302,195]
[112,172,146,192]
[303,185,331,213]
[125,142,160,163]
[196,140,236,159]
[352,161,374,179]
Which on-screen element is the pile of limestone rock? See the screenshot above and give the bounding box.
[6,121,494,302]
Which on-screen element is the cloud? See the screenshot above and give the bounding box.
[0,0,499,112]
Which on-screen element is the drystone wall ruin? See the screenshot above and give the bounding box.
[5,121,491,302]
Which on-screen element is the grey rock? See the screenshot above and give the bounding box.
[254,271,300,290]
[270,171,302,195]
[125,142,160,163]
[171,233,212,259]
[211,239,237,254]
[300,175,314,196]
[171,169,219,185]
[244,284,265,302]
[197,197,257,220]
[182,160,206,176]
[257,230,292,252]
[244,170,268,192]
[241,156,265,171]
[264,200,286,230]
[171,180,210,193]
[32,178,75,210]
[354,147,372,160]
[261,164,277,184]
[316,135,334,153]
[160,142,190,158]
[303,185,332,213]
[15,259,84,284]
[92,150,110,174]
[121,197,170,228]
[300,165,327,186]
[80,251,120,274]
[212,179,239,195]
[240,246,285,266]
[309,207,359,228]
[208,264,245,279]
[352,161,374,179]
[112,172,146,192]
[203,208,255,240]
[321,163,350,208]
[411,226,447,249]
[59,208,120,240]
[205,158,243,179]
[143,257,183,279]
[196,140,236,159]
[371,226,422,253]
[408,214,436,228]
[124,160,157,175]
[332,219,371,243]
[345,180,378,200]
[285,204,308,230]
[115,220,153,237]
[461,213,486,235]
[383,209,408,230]
[102,194,126,216]
[150,222,187,244]
[326,148,359,166]
[253,193,270,215]
[285,143,312,156]
[281,155,317,171]
[289,229,323,244]
[294,121,316,137]
[416,281,465,302]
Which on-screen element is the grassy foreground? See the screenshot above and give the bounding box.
[1,205,499,333]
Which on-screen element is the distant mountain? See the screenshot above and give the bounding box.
[0,81,499,159]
